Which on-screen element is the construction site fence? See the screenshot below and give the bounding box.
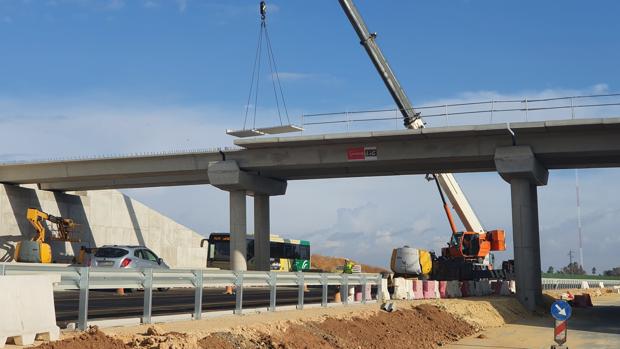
[541,277,620,290]
[0,263,380,331]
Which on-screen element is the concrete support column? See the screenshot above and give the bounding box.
[509,178,542,311]
[495,146,548,312]
[254,194,271,271]
[229,190,247,272]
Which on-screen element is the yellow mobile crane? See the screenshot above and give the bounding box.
[14,208,77,263]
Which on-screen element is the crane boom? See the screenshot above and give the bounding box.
[338,0,484,233]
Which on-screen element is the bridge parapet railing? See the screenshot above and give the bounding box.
[0,263,380,331]
[300,93,620,134]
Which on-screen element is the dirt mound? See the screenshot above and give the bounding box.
[311,254,388,273]
[267,304,475,349]
[35,327,129,349]
[127,326,199,349]
[426,297,529,329]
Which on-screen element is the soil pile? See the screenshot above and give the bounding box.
[35,327,129,349]
[311,254,387,273]
[31,305,475,349]
[265,304,475,349]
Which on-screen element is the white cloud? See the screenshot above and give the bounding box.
[175,0,186,13]
[275,72,313,81]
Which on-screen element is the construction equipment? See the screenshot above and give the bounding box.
[338,0,508,280]
[14,208,78,263]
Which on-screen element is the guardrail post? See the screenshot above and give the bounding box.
[77,267,89,331]
[193,269,203,320]
[269,272,277,312]
[142,268,153,324]
[376,275,382,301]
[342,274,349,305]
[234,272,243,315]
[321,273,328,307]
[296,272,304,310]
[361,275,367,304]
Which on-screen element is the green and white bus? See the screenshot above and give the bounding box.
[205,233,310,271]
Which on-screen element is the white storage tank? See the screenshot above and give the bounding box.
[390,246,422,275]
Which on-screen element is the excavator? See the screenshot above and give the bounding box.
[337,0,508,280]
[14,208,78,263]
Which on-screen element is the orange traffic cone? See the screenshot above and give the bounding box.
[334,290,341,303]
[224,285,234,295]
[116,288,125,296]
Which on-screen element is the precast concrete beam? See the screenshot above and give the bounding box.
[254,194,270,271]
[494,146,548,186]
[495,145,548,312]
[208,160,287,196]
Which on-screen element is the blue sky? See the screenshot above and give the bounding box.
[0,0,619,271]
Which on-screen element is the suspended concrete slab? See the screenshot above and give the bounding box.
[226,129,265,138]
[226,124,304,138]
[256,124,304,135]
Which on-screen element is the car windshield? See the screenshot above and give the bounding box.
[95,247,128,258]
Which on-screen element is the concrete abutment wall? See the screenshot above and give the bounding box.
[0,185,207,268]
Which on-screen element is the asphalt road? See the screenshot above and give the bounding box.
[54,286,338,323]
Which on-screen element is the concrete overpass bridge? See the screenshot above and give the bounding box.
[2,117,620,311]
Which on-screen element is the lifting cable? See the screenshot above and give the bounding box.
[242,1,290,130]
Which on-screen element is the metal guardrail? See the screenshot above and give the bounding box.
[541,277,620,291]
[300,93,620,133]
[0,263,381,331]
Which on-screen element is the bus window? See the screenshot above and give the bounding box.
[270,242,285,258]
[212,240,230,261]
[298,245,310,260]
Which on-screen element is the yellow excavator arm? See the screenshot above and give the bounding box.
[26,208,49,242]
[26,208,77,242]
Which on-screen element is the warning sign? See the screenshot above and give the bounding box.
[347,147,377,161]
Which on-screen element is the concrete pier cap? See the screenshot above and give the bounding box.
[207,160,287,196]
[494,146,548,186]
[208,160,286,272]
[494,145,549,312]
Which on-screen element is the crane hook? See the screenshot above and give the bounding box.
[260,1,266,20]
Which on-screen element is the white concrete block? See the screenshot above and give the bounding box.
[0,275,59,348]
[433,280,440,299]
[581,281,590,289]
[380,278,390,301]
[392,277,408,300]
[405,279,415,300]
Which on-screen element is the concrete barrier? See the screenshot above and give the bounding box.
[412,279,424,299]
[422,280,436,299]
[0,275,60,348]
[508,280,516,294]
[598,282,605,289]
[460,281,469,297]
[446,281,461,298]
[433,280,440,299]
[438,281,448,298]
[405,279,415,300]
[580,281,590,289]
[380,278,391,301]
[393,277,408,300]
